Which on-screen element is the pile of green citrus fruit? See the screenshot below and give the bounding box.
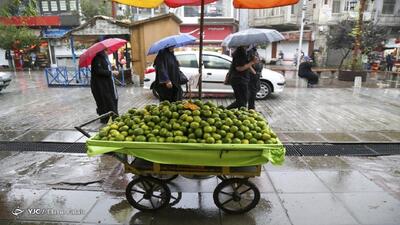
[93,100,279,144]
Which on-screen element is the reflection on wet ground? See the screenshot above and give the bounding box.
[0,152,398,224]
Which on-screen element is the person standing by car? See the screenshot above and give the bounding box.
[298,56,319,87]
[227,46,258,109]
[153,47,183,102]
[386,52,394,72]
[247,46,263,110]
[91,49,119,123]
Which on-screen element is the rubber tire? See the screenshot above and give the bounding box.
[256,81,272,100]
[125,176,171,212]
[213,178,260,214]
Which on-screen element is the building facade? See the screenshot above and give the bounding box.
[115,1,239,52]
[248,0,400,66]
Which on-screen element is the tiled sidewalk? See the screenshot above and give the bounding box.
[0,153,399,225]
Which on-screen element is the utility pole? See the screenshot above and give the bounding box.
[198,0,205,99]
[296,0,307,87]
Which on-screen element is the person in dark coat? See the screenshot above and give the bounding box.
[91,49,119,123]
[153,47,183,102]
[298,56,319,87]
[386,53,394,72]
[227,46,257,109]
[247,46,263,110]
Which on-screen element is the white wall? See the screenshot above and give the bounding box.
[278,41,309,60]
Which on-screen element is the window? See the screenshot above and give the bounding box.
[69,0,77,11]
[332,0,340,13]
[59,0,67,11]
[50,1,58,11]
[176,54,198,68]
[203,55,231,70]
[42,0,49,12]
[184,6,199,17]
[344,0,357,11]
[382,0,395,14]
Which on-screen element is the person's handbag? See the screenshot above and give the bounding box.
[179,70,188,85]
[224,72,232,85]
[224,64,234,85]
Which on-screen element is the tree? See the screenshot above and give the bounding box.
[80,0,112,20]
[327,20,388,70]
[0,25,40,50]
[0,0,38,17]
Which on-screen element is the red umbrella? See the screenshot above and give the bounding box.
[79,38,128,68]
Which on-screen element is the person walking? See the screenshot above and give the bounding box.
[91,49,119,123]
[298,56,319,87]
[247,46,263,110]
[227,46,258,109]
[153,47,183,102]
[278,50,284,65]
[386,52,394,72]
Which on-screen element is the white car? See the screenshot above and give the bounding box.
[143,51,285,100]
[0,72,11,92]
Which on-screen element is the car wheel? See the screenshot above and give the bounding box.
[256,81,272,100]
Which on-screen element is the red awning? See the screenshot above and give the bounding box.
[165,0,217,8]
[233,0,299,9]
[0,16,61,27]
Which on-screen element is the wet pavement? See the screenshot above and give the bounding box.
[0,70,399,224]
[0,152,399,225]
[0,71,399,143]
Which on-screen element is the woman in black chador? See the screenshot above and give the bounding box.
[298,56,319,87]
[227,46,258,109]
[91,49,119,123]
[153,47,183,102]
[247,46,263,110]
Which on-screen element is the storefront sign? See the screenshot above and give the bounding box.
[43,28,71,38]
[180,25,233,42]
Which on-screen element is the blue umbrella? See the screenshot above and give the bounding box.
[147,34,197,55]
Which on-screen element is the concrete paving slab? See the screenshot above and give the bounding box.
[268,171,330,193]
[380,131,400,141]
[220,193,291,225]
[167,176,219,193]
[279,193,359,225]
[302,156,353,171]
[315,170,384,192]
[0,130,27,141]
[0,151,19,161]
[248,171,275,193]
[336,192,400,225]
[342,156,400,199]
[319,132,359,142]
[0,188,49,220]
[82,197,135,225]
[40,131,83,143]
[278,132,327,142]
[263,157,310,171]
[18,190,102,222]
[350,132,393,142]
[127,193,221,225]
[14,130,55,142]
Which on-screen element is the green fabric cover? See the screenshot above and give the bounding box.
[86,139,285,167]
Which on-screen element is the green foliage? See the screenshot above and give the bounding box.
[0,25,39,50]
[0,0,38,17]
[81,0,112,20]
[342,55,363,71]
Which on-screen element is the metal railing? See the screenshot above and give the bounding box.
[44,67,91,87]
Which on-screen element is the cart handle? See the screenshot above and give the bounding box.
[74,111,117,138]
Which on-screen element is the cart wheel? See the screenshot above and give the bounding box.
[213,178,260,214]
[150,174,179,182]
[169,192,182,206]
[126,176,171,211]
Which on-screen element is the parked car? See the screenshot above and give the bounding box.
[143,51,285,100]
[0,72,11,92]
